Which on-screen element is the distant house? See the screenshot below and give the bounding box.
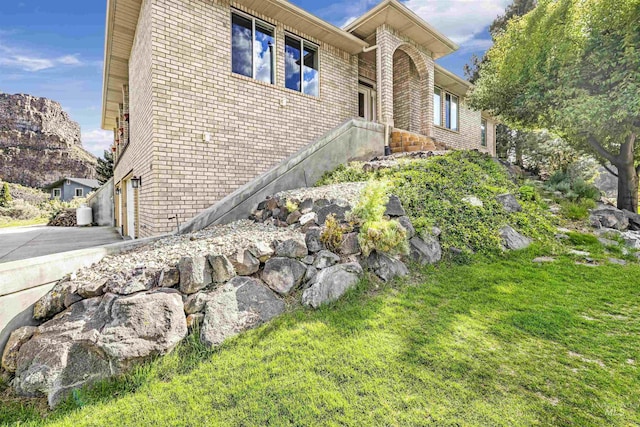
[44,178,100,202]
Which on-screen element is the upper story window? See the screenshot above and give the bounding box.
[231,11,275,84]
[284,34,319,97]
[75,188,84,197]
[481,119,487,147]
[433,87,442,126]
[53,188,61,198]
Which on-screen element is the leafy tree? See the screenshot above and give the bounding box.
[464,0,538,167]
[470,0,640,212]
[0,182,12,207]
[97,150,114,184]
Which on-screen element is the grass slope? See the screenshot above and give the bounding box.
[3,246,639,426]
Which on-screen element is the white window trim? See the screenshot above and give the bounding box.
[481,118,487,147]
[231,9,276,84]
[53,188,61,198]
[435,86,460,132]
[284,32,320,97]
[75,188,84,197]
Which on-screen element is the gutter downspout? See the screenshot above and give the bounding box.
[361,44,391,155]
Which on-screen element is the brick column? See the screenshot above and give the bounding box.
[424,58,435,138]
[376,26,395,128]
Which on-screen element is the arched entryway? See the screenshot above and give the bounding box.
[392,44,430,136]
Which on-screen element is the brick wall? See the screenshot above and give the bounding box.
[117,0,359,237]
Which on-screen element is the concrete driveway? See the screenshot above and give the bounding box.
[0,226,123,264]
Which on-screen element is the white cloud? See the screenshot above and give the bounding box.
[403,0,510,44]
[0,42,84,72]
[82,129,113,157]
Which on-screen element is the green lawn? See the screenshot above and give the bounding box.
[0,217,48,229]
[2,245,639,426]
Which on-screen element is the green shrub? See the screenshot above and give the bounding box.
[320,214,348,252]
[359,219,408,256]
[560,199,597,220]
[351,179,390,224]
[572,178,601,201]
[544,171,601,202]
[316,162,371,186]
[518,185,539,202]
[285,199,298,213]
[0,182,12,207]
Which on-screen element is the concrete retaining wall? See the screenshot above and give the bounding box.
[87,178,114,226]
[180,119,385,233]
[0,236,165,356]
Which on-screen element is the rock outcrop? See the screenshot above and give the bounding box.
[0,93,97,188]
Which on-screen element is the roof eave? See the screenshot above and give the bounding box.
[101,0,115,130]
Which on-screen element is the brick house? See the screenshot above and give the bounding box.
[102,0,496,239]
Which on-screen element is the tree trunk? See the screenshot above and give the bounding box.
[616,161,639,213]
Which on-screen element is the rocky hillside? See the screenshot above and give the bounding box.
[0,93,97,188]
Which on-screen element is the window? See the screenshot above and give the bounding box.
[481,119,487,147]
[53,188,61,198]
[231,11,275,84]
[433,87,442,126]
[285,34,319,96]
[75,188,84,198]
[444,93,459,131]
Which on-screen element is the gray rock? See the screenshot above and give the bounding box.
[229,249,260,276]
[621,231,640,249]
[276,237,308,259]
[316,204,350,225]
[13,291,187,407]
[108,268,159,296]
[313,199,330,211]
[590,206,629,231]
[77,278,108,298]
[533,257,556,263]
[608,258,627,265]
[622,209,640,231]
[302,263,363,309]
[496,193,522,213]
[299,212,317,226]
[183,291,213,315]
[499,226,533,250]
[384,195,406,217]
[208,254,236,283]
[301,255,315,265]
[286,211,302,225]
[305,227,325,253]
[462,196,484,208]
[158,268,180,288]
[250,241,275,263]
[179,256,212,294]
[1,326,37,373]
[569,249,591,257]
[304,266,318,284]
[339,232,361,255]
[261,257,307,295]
[33,278,77,321]
[200,277,284,347]
[598,237,619,247]
[362,251,409,282]
[314,250,341,269]
[430,226,442,237]
[397,216,416,239]
[408,236,442,265]
[299,198,314,214]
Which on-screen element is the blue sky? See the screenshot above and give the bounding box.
[0,0,509,157]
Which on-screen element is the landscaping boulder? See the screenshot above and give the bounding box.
[262,257,307,295]
[299,198,314,214]
[302,263,363,308]
[299,212,317,226]
[305,227,325,253]
[316,204,350,225]
[107,268,159,296]
[590,206,629,231]
[13,291,187,407]
[200,277,284,347]
[158,268,180,288]
[314,250,340,269]
[462,196,484,208]
[183,291,213,315]
[621,231,640,249]
[276,237,308,258]
[339,232,361,255]
[77,278,108,298]
[496,193,522,213]
[397,216,416,239]
[179,256,212,294]
[1,326,37,373]
[33,278,77,321]
[362,251,409,282]
[500,226,532,250]
[286,210,302,225]
[408,236,442,265]
[229,249,260,276]
[250,241,275,263]
[208,254,236,283]
[304,266,318,284]
[623,209,640,231]
[384,195,406,217]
